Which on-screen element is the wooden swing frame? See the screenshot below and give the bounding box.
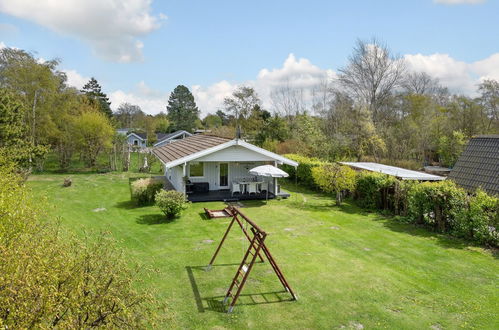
[206,206,297,313]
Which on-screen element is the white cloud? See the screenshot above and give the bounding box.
[404,52,499,95]
[109,81,168,115]
[0,41,5,49]
[63,69,90,90]
[434,0,486,4]
[0,0,163,62]
[192,54,335,115]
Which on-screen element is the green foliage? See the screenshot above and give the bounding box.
[438,130,467,167]
[312,163,357,205]
[130,177,164,206]
[0,88,48,174]
[406,180,468,232]
[167,85,199,132]
[355,171,397,210]
[0,158,164,328]
[155,190,190,218]
[454,189,499,245]
[73,110,114,167]
[81,77,112,118]
[281,154,324,188]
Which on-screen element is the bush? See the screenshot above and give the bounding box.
[454,189,499,245]
[0,157,166,328]
[155,190,190,219]
[131,177,164,205]
[406,180,468,232]
[281,154,324,188]
[312,163,356,205]
[355,171,397,210]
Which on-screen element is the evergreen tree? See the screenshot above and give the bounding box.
[166,85,199,132]
[81,77,112,118]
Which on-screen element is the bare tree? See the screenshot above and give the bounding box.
[338,38,406,123]
[403,71,441,95]
[270,81,306,120]
[114,102,143,128]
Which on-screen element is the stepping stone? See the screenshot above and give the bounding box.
[330,226,340,230]
[363,247,371,251]
[202,239,214,244]
[92,207,106,212]
[284,228,294,231]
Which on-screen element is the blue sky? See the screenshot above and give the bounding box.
[0,0,498,115]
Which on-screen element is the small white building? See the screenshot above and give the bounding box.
[152,134,298,202]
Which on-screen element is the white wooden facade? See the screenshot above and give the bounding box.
[161,142,297,194]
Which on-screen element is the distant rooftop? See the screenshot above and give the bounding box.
[340,162,446,181]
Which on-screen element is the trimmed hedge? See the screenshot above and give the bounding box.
[281,154,325,188]
[306,159,498,246]
[130,178,164,206]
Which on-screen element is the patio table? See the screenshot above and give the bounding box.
[237,181,264,194]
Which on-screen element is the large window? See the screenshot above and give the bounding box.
[189,162,204,177]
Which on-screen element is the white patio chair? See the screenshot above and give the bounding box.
[232,183,241,196]
[248,182,257,195]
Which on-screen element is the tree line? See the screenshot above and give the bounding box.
[2,38,498,175]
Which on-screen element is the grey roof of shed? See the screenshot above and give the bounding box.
[340,162,445,181]
[155,130,192,144]
[152,134,231,164]
[448,135,499,195]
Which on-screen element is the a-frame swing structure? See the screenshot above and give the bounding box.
[207,206,297,313]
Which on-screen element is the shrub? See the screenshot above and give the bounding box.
[155,190,190,219]
[454,189,499,245]
[281,154,324,188]
[355,171,397,210]
[131,177,164,205]
[406,180,467,232]
[312,163,356,205]
[0,157,166,328]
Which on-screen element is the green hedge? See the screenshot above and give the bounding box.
[309,163,499,246]
[281,154,325,188]
[130,178,164,206]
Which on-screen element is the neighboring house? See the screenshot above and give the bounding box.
[116,128,148,148]
[152,134,298,202]
[448,135,499,195]
[126,132,147,148]
[154,130,192,147]
[340,162,445,181]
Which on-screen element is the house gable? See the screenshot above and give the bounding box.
[196,145,275,162]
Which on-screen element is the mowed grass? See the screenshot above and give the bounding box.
[28,173,499,329]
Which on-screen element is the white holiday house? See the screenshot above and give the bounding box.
[152,134,298,202]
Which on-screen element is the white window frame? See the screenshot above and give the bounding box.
[189,162,205,178]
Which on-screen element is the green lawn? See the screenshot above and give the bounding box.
[28,173,499,329]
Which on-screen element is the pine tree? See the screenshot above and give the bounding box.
[166,85,199,132]
[81,77,112,118]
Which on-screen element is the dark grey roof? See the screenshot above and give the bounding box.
[448,135,499,195]
[133,132,147,140]
[155,130,191,144]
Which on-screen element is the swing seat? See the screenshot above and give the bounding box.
[204,208,232,219]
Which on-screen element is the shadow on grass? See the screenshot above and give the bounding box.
[198,212,210,220]
[185,265,294,313]
[381,217,498,257]
[136,213,175,225]
[115,200,138,209]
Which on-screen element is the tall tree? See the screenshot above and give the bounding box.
[0,89,47,174]
[73,110,114,167]
[81,77,112,118]
[477,79,499,132]
[166,85,199,132]
[338,38,406,123]
[114,102,144,128]
[223,86,261,137]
